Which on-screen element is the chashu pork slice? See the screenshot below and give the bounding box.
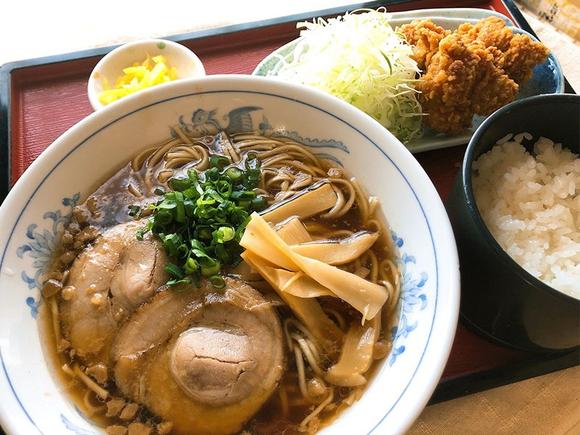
[60,221,167,366]
[111,277,285,435]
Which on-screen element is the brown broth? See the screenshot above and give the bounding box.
[38,300,113,427]
[40,134,399,434]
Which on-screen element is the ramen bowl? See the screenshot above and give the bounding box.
[0,75,459,434]
[446,94,580,352]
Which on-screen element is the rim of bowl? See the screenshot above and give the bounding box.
[462,93,580,304]
[0,74,460,435]
[87,38,206,111]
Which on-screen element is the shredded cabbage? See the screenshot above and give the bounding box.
[270,9,423,143]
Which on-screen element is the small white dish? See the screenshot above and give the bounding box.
[87,38,205,111]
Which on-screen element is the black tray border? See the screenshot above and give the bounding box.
[0,0,577,410]
[431,346,579,404]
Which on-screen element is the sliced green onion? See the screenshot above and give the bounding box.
[169,177,191,192]
[184,257,199,274]
[214,243,231,263]
[134,151,263,290]
[183,187,199,199]
[165,263,184,279]
[209,155,230,169]
[205,167,221,181]
[251,196,267,211]
[195,226,213,241]
[174,194,186,223]
[231,190,256,201]
[213,226,235,243]
[187,169,198,182]
[167,277,192,287]
[201,260,220,277]
[157,200,176,210]
[216,180,232,197]
[225,167,243,181]
[209,275,226,289]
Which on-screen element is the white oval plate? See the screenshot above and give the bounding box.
[252,8,565,153]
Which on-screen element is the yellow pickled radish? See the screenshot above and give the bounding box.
[98,54,177,105]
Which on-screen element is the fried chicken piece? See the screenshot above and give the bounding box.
[500,34,551,84]
[456,16,550,84]
[457,17,514,52]
[417,34,519,135]
[399,17,549,134]
[399,20,450,71]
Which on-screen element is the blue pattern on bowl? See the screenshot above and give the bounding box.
[16,193,80,318]
[177,106,351,155]
[389,232,429,366]
[61,413,96,435]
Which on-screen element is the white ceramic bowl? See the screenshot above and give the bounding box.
[0,75,459,435]
[87,38,205,111]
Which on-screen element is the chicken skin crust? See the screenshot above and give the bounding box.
[456,17,550,84]
[399,20,450,71]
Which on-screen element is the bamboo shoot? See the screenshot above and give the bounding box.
[291,232,379,265]
[262,183,337,223]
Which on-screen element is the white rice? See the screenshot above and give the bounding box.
[472,134,580,298]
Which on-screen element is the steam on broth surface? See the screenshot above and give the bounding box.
[40,128,400,435]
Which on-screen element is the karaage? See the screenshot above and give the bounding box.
[399,17,550,134]
[456,17,550,84]
[417,34,518,134]
[399,20,450,71]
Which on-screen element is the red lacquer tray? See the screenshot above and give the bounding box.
[0,0,577,413]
